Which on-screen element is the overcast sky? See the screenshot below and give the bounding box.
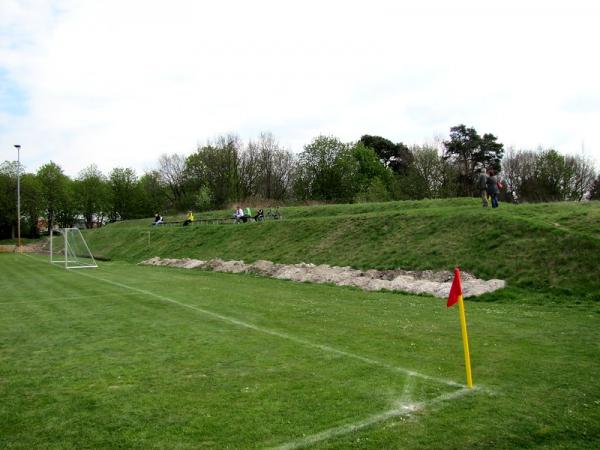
[1,0,599,176]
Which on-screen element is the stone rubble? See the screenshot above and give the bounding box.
[140,256,505,298]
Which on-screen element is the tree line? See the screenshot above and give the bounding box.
[1,125,599,240]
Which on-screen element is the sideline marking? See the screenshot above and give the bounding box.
[272,387,476,449]
[73,269,464,388]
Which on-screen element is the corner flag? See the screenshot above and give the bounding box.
[447,267,463,307]
[447,267,473,388]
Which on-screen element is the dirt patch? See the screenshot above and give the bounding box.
[0,244,44,253]
[140,257,505,298]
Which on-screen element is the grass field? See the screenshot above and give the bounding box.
[1,253,599,448]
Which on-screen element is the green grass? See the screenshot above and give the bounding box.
[87,199,600,300]
[1,254,599,448]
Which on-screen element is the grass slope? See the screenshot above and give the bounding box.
[85,199,600,299]
[1,254,599,448]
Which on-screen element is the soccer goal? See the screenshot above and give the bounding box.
[50,227,98,269]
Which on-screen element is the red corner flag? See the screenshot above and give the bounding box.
[447,267,462,307]
[447,266,474,387]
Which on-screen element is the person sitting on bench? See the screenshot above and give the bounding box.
[254,209,264,221]
[183,210,194,226]
[152,213,164,225]
[234,206,247,223]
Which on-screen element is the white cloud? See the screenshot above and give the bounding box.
[1,0,599,176]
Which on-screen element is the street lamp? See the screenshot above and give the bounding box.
[14,145,21,252]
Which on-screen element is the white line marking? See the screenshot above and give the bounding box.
[271,387,476,450]
[74,270,464,388]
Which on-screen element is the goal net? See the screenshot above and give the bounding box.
[50,227,98,269]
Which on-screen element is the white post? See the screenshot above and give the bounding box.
[49,227,53,263]
[14,145,21,252]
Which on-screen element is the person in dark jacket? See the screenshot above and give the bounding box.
[486,170,499,208]
[152,213,164,225]
[477,168,488,207]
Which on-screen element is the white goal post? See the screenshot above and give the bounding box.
[50,227,98,269]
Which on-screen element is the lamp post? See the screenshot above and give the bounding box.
[14,145,21,252]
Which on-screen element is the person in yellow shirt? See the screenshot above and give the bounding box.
[183,210,194,226]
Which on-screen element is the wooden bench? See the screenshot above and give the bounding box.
[156,213,282,226]
[196,217,233,225]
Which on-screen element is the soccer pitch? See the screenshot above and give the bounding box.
[2,253,599,448]
[0,253,476,448]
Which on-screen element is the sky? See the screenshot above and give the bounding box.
[1,0,600,177]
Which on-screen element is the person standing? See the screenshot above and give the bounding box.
[486,169,500,208]
[477,168,488,207]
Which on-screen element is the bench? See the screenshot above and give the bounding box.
[154,213,282,226]
[196,217,234,225]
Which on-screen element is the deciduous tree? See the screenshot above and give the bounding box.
[359,135,413,175]
[443,125,504,196]
[74,164,109,228]
[36,162,69,230]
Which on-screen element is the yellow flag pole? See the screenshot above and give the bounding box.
[457,295,473,388]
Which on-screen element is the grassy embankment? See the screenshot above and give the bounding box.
[85,198,600,302]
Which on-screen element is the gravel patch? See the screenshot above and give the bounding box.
[140,257,505,298]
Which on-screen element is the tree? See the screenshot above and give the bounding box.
[534,149,572,202]
[239,139,261,200]
[74,164,109,228]
[158,153,189,210]
[36,162,69,230]
[55,177,78,228]
[108,168,139,220]
[351,142,392,198]
[187,135,242,208]
[502,148,596,202]
[479,133,504,173]
[589,173,600,200]
[244,132,295,201]
[443,125,504,196]
[20,173,43,237]
[138,170,168,215]
[359,135,413,175]
[501,148,538,201]
[294,135,357,202]
[566,154,596,201]
[403,145,452,199]
[354,177,391,203]
[0,162,20,239]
